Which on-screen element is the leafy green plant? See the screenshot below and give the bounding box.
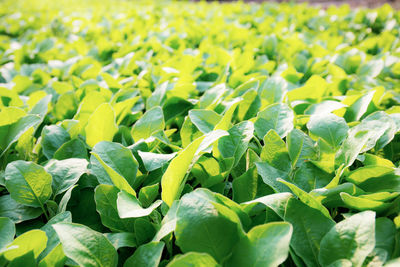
[1,0,400,266]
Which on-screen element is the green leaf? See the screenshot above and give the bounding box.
[0,114,42,157]
[244,192,293,218]
[91,151,136,196]
[58,185,77,213]
[339,192,391,212]
[227,222,292,267]
[123,242,164,267]
[94,185,135,232]
[287,129,318,168]
[175,189,243,262]
[39,211,72,262]
[319,211,375,267]
[0,194,42,223]
[53,138,88,160]
[85,103,118,148]
[104,232,136,250]
[41,125,70,159]
[254,103,294,139]
[189,109,222,134]
[255,162,289,193]
[3,229,47,261]
[7,251,36,267]
[5,160,52,208]
[117,191,162,218]
[287,75,327,102]
[232,167,258,203]
[344,91,374,122]
[137,151,176,172]
[307,113,349,149]
[218,121,254,167]
[90,141,138,188]
[375,218,396,259]
[38,243,66,267]
[161,130,228,206]
[131,106,165,142]
[346,165,394,185]
[167,252,220,267]
[53,222,118,267]
[335,130,371,168]
[284,198,335,267]
[260,129,291,172]
[278,179,331,219]
[0,217,15,250]
[45,158,88,196]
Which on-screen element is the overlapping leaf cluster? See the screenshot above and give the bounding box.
[1,0,400,266]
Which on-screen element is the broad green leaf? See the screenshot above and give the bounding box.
[38,243,66,267]
[244,192,293,218]
[346,165,394,184]
[131,106,165,142]
[175,189,243,262]
[53,222,118,267]
[161,130,228,206]
[39,211,72,261]
[361,111,397,151]
[284,198,335,267]
[305,100,346,115]
[218,121,254,167]
[0,114,42,157]
[335,130,371,168]
[256,161,289,193]
[199,83,227,109]
[3,229,47,261]
[307,113,349,149]
[228,222,292,267]
[319,211,375,267]
[53,138,88,160]
[5,160,52,208]
[7,251,36,267]
[58,185,77,213]
[85,103,118,148]
[260,129,291,171]
[90,141,138,188]
[287,129,318,168]
[104,232,136,250]
[355,168,400,193]
[254,103,294,139]
[139,184,160,207]
[45,158,88,196]
[189,109,221,134]
[344,90,374,122]
[94,185,135,232]
[232,167,258,203]
[375,218,396,259]
[137,151,176,172]
[167,252,220,267]
[278,179,331,218]
[152,201,179,242]
[287,75,327,102]
[214,99,240,131]
[117,191,162,218]
[340,192,391,212]
[41,125,70,159]
[0,217,15,250]
[258,76,287,105]
[91,152,136,196]
[0,194,42,223]
[123,242,164,267]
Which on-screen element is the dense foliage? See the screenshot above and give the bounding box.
[1,0,400,266]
